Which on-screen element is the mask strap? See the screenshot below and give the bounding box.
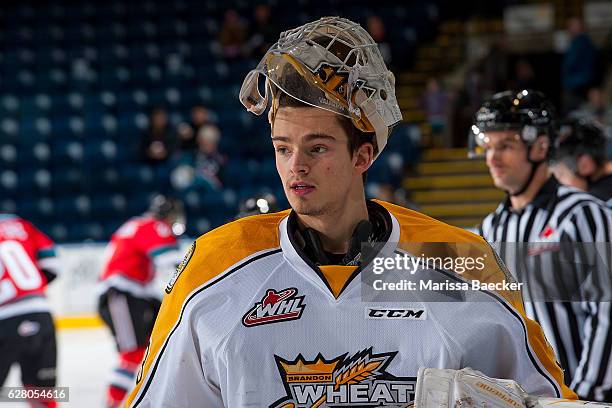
[355,89,387,160]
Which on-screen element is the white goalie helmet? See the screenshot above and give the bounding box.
[239,16,403,159]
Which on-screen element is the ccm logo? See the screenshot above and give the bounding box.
[366,308,427,320]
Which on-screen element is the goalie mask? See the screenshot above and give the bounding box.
[469,89,558,159]
[239,16,402,160]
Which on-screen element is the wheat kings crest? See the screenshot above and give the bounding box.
[271,348,416,407]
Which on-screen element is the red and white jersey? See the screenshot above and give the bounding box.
[0,214,60,320]
[99,216,179,300]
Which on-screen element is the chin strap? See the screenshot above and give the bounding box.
[508,145,544,197]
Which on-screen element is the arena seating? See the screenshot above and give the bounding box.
[0,0,433,241]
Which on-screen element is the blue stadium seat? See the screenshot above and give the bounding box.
[35,47,67,67]
[49,223,69,242]
[117,112,145,140]
[83,139,122,168]
[1,118,20,144]
[20,96,43,117]
[115,90,139,113]
[50,140,84,164]
[0,170,19,198]
[0,95,20,118]
[51,165,84,193]
[124,192,150,215]
[90,195,120,218]
[36,68,67,91]
[0,144,18,168]
[98,66,131,88]
[17,143,51,166]
[48,94,73,116]
[19,117,51,144]
[188,217,211,236]
[20,197,55,220]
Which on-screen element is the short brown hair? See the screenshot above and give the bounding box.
[276,91,373,183]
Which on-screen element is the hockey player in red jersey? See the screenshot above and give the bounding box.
[97,195,184,408]
[0,214,61,408]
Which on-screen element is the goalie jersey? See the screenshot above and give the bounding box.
[126,201,575,407]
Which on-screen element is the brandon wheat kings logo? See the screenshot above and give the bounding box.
[242,288,306,327]
[271,348,416,407]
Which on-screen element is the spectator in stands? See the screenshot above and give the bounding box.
[141,107,177,164]
[219,9,248,59]
[421,77,450,145]
[481,39,509,93]
[512,59,536,90]
[367,15,392,66]
[171,124,226,192]
[562,17,597,113]
[570,87,612,129]
[177,105,212,152]
[451,67,486,147]
[246,4,278,58]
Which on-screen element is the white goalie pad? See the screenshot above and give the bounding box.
[415,368,612,408]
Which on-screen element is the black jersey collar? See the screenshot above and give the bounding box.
[278,200,399,299]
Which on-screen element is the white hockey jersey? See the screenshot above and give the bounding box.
[126,200,574,407]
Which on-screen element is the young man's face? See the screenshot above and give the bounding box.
[482,130,533,193]
[272,107,367,217]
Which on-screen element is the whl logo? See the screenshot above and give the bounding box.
[242,288,306,327]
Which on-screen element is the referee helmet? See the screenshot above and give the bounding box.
[469,89,558,158]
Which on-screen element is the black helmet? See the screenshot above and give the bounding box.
[236,193,278,219]
[469,89,558,158]
[554,119,607,170]
[148,195,186,234]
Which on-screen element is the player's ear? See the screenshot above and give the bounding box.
[576,154,596,177]
[353,142,374,175]
[530,135,549,161]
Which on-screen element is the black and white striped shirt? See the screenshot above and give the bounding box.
[479,176,612,401]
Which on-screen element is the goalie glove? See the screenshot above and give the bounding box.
[414,368,612,408]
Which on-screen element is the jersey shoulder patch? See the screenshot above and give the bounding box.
[165,240,195,294]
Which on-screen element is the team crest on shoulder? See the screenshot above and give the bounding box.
[242,288,305,327]
[165,241,195,294]
[271,348,416,407]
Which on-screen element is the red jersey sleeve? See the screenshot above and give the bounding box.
[137,220,178,260]
[23,220,59,276]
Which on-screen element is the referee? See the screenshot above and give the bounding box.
[551,119,612,206]
[471,90,612,401]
